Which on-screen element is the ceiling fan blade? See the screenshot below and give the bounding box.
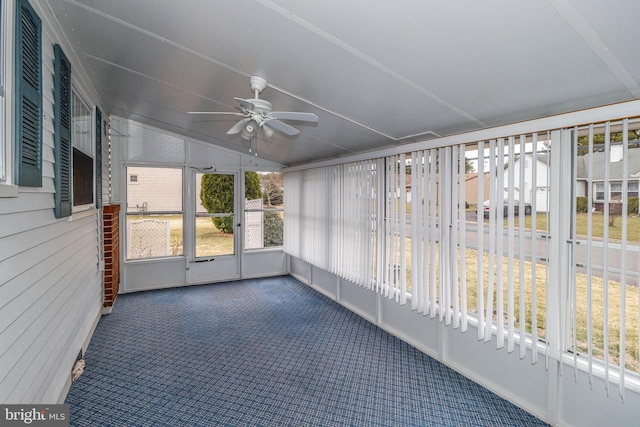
[227,117,251,135]
[188,111,245,116]
[270,112,318,123]
[265,118,299,136]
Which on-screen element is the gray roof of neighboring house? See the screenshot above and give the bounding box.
[577,147,640,181]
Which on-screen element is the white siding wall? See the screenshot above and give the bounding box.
[126,167,182,212]
[0,6,103,404]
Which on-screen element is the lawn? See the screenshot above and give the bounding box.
[519,212,640,242]
[403,238,640,373]
[195,217,234,257]
[127,214,233,258]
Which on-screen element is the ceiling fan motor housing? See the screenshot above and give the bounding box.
[250,75,268,94]
[250,98,272,114]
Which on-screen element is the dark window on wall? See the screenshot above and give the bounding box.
[595,182,605,201]
[628,181,638,199]
[610,182,622,201]
[72,91,93,206]
[73,148,93,205]
[15,0,42,187]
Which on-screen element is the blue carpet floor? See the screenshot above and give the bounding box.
[66,276,549,426]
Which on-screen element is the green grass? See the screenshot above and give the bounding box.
[404,238,640,373]
[195,217,234,257]
[127,214,233,257]
[519,213,640,242]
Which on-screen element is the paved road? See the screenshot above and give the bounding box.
[427,212,640,285]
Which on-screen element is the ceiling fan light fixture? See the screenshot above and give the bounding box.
[240,120,258,140]
[260,123,275,139]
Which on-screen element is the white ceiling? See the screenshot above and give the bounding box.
[45,0,640,166]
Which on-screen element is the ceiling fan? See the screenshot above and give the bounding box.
[189,75,318,153]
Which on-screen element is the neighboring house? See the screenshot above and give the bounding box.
[576,146,640,212]
[507,146,640,214]
[406,173,489,207]
[127,167,183,212]
[465,172,490,207]
[502,153,550,212]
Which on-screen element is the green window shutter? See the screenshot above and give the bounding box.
[54,44,72,218]
[95,108,103,208]
[15,0,42,187]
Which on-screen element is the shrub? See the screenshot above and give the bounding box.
[608,203,621,226]
[629,197,639,216]
[576,196,589,213]
[264,212,283,247]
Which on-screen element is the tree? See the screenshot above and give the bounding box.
[464,158,475,173]
[260,172,283,207]
[259,173,284,246]
[577,130,640,154]
[200,172,262,233]
[245,172,262,200]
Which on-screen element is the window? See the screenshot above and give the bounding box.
[595,182,605,201]
[129,174,138,184]
[72,91,93,206]
[15,0,42,187]
[610,182,622,201]
[244,171,283,250]
[126,166,183,259]
[628,181,638,199]
[571,118,640,396]
[285,111,640,396]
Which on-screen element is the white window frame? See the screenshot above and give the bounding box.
[243,171,284,251]
[71,87,95,211]
[125,165,184,260]
[594,182,605,202]
[0,0,18,197]
[610,182,622,201]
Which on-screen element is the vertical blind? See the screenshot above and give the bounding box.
[284,114,640,393]
[568,118,640,399]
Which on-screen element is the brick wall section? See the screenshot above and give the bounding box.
[103,204,121,307]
